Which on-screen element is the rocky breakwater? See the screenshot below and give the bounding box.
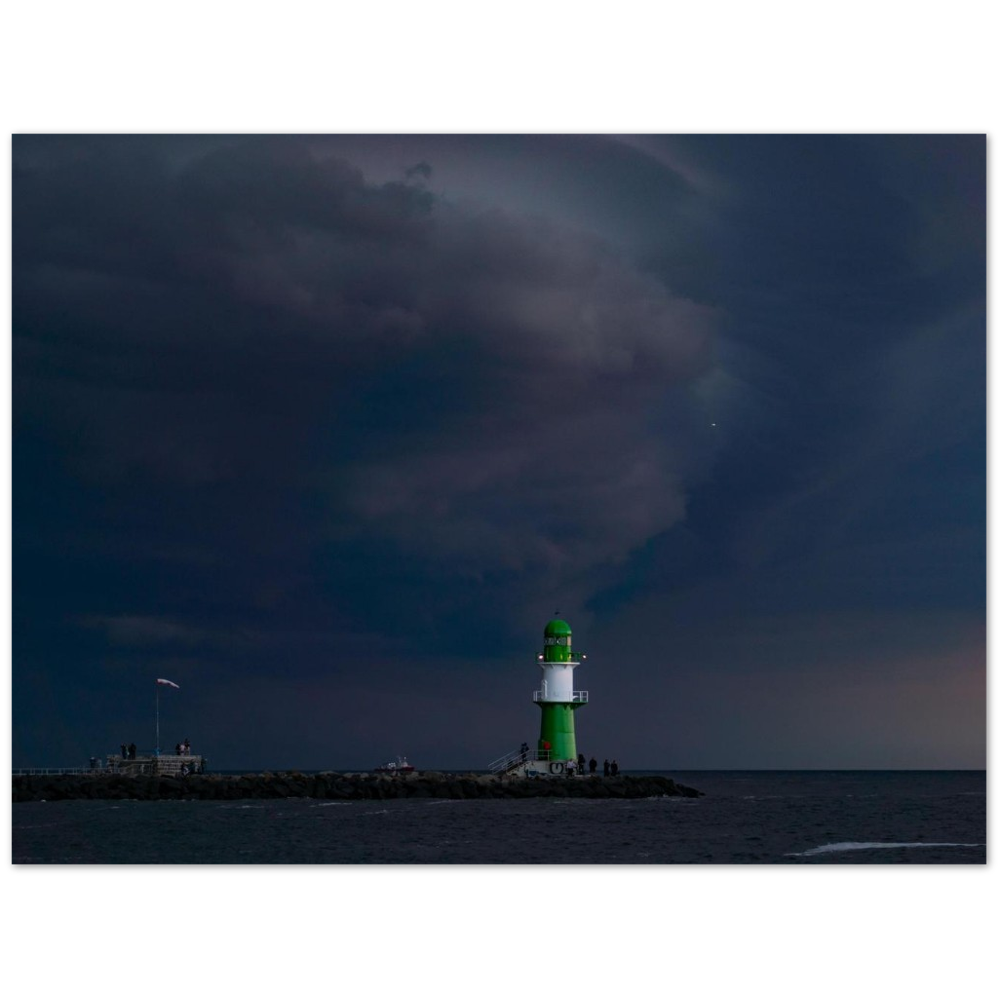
[12,771,703,802]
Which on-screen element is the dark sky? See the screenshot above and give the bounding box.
[12,134,985,770]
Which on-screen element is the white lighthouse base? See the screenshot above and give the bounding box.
[504,759,579,779]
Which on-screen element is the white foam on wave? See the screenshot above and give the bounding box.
[787,841,984,857]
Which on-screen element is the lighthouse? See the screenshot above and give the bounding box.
[534,616,588,769]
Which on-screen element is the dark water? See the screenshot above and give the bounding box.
[11,770,985,864]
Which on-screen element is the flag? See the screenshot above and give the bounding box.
[156,678,180,689]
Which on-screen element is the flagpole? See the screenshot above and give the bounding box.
[153,679,179,757]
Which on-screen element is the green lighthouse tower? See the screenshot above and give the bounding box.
[534,616,588,766]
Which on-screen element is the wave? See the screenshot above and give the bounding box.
[787,841,984,857]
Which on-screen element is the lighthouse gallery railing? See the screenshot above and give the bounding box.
[532,690,588,704]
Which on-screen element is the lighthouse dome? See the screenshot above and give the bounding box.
[544,618,572,638]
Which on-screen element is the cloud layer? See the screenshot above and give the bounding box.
[15,138,719,615]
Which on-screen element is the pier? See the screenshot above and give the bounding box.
[12,770,703,802]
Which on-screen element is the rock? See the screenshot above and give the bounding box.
[11,771,703,802]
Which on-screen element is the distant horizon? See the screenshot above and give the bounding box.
[13,758,986,775]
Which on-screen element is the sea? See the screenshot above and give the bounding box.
[11,769,986,864]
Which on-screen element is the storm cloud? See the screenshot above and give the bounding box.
[15,139,717,608]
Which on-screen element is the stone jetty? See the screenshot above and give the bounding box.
[12,771,703,803]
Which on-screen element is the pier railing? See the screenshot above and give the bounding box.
[488,748,573,773]
[13,767,94,776]
[488,748,542,773]
[106,754,205,775]
[15,755,206,777]
[487,748,597,775]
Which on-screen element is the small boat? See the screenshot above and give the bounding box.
[374,756,415,773]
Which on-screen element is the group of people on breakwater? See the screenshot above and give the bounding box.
[518,743,620,776]
[116,738,193,759]
[578,754,620,777]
